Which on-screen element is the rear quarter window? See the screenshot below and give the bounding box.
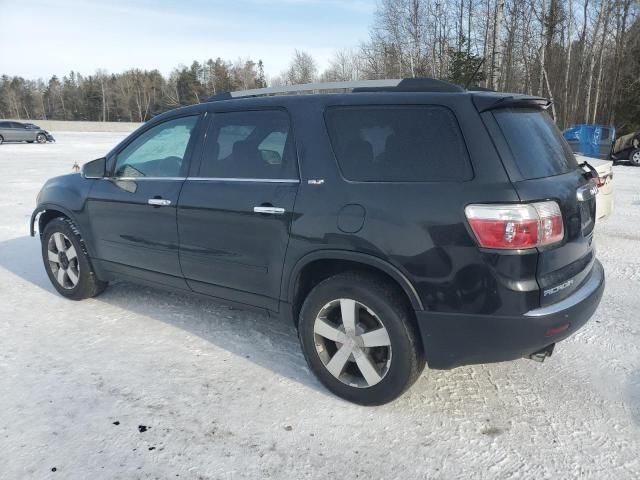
[325,105,473,182]
[493,108,578,180]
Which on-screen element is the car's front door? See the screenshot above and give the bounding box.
[177,109,299,310]
[86,114,201,288]
[12,122,33,142]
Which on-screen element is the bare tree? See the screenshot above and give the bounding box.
[286,50,318,84]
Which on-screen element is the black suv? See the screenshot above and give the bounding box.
[31,79,605,405]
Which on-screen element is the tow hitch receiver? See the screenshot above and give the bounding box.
[527,344,555,362]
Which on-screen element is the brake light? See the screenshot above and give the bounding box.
[465,201,564,250]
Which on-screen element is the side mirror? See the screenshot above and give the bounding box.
[260,149,282,165]
[81,157,106,179]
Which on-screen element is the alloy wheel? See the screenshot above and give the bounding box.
[47,232,80,289]
[37,134,46,143]
[313,298,392,388]
[632,150,640,166]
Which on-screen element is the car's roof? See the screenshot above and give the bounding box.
[150,89,547,127]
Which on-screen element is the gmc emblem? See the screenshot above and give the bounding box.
[544,279,575,297]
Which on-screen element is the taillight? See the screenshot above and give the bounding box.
[465,201,564,250]
[595,174,611,189]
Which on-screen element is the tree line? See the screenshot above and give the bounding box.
[0,58,267,123]
[1,0,639,132]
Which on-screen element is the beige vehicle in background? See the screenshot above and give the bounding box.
[576,154,614,222]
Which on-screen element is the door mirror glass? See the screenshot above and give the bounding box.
[82,157,106,179]
[260,149,282,165]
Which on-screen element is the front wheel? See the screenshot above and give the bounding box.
[630,148,640,166]
[41,217,107,300]
[36,133,46,143]
[298,271,425,405]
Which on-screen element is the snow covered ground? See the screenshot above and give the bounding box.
[0,132,639,479]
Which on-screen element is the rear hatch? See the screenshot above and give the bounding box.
[483,104,597,307]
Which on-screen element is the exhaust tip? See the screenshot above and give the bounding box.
[527,343,555,362]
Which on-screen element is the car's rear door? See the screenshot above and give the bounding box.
[177,109,299,311]
[3,122,21,141]
[86,114,201,288]
[484,106,597,307]
[0,122,11,141]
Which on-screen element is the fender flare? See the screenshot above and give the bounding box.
[285,250,424,311]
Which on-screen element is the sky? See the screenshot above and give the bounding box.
[0,0,376,81]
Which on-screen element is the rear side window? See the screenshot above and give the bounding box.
[493,108,578,180]
[325,105,472,182]
[199,110,297,179]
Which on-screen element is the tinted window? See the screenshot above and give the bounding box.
[199,110,297,179]
[325,105,472,182]
[11,122,24,128]
[114,116,198,178]
[0,122,9,128]
[494,108,578,180]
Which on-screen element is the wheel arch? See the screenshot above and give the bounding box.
[285,250,424,326]
[31,203,77,237]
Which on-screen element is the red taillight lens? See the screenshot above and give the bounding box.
[465,201,564,250]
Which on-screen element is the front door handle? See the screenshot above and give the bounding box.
[148,198,171,206]
[253,206,285,215]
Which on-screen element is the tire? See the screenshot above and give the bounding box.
[298,271,425,405]
[27,140,34,143]
[630,148,640,166]
[41,217,108,300]
[36,133,46,143]
[0,135,3,145]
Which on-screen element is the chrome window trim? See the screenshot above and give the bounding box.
[187,177,300,184]
[106,177,187,181]
[104,177,300,183]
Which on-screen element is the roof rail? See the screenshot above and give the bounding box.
[206,78,463,102]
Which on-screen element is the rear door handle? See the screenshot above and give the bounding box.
[253,206,285,215]
[148,198,171,206]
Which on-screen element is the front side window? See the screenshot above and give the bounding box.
[114,116,198,178]
[325,105,473,182]
[199,110,297,179]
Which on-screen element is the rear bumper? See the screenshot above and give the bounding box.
[416,260,605,369]
[596,191,613,221]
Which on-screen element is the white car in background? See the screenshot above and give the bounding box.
[576,154,614,222]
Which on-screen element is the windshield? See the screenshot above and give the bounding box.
[494,108,578,180]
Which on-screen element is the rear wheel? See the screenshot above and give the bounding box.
[0,135,3,145]
[630,149,640,166]
[36,133,47,143]
[298,271,424,405]
[41,217,107,300]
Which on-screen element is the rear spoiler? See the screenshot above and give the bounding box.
[473,95,551,113]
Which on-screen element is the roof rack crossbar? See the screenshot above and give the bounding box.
[226,79,403,100]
